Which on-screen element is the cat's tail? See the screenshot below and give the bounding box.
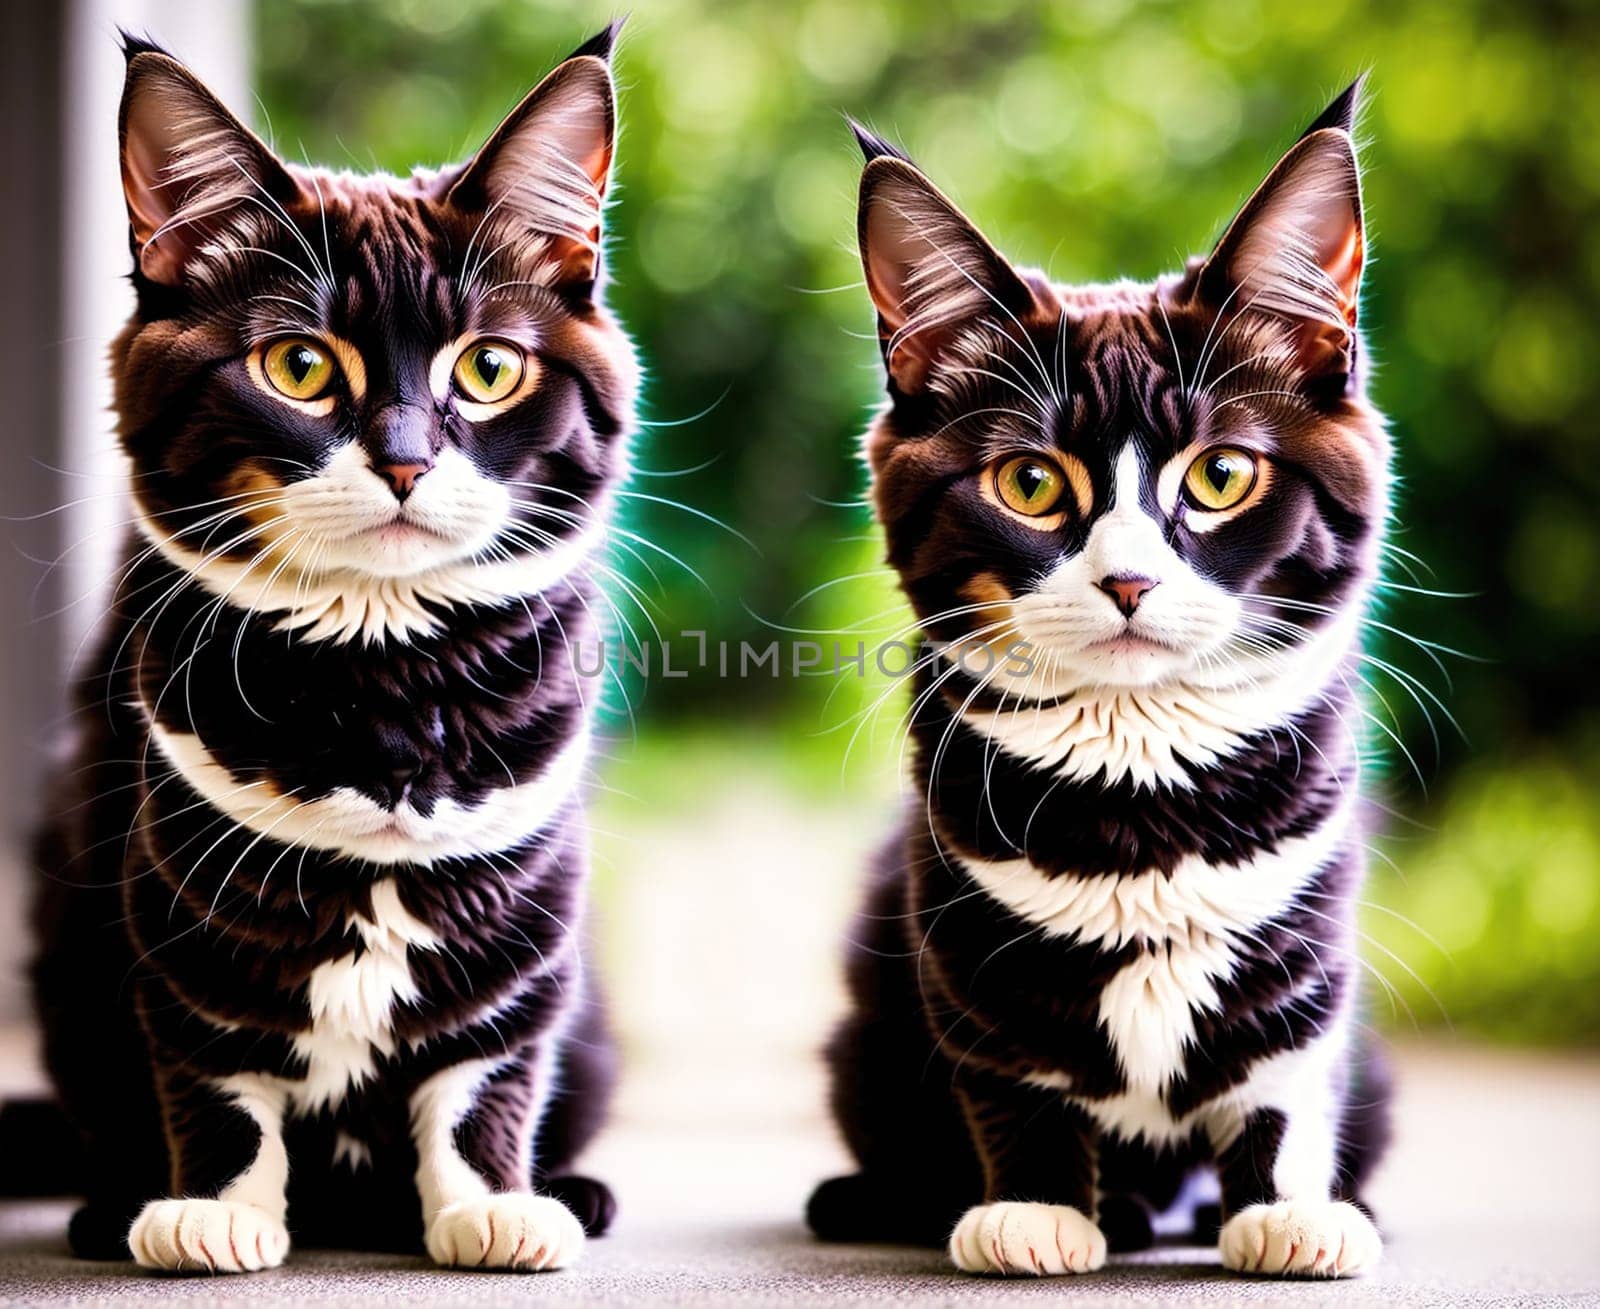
[0,1097,84,1197]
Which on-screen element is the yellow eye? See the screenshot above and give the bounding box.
[994,456,1066,517]
[1183,447,1259,511]
[261,338,334,400]
[453,341,525,403]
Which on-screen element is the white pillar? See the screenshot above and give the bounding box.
[59,0,251,642]
[0,2,249,1023]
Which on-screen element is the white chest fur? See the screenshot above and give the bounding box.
[960,608,1360,791]
[959,804,1349,1099]
[291,880,439,1113]
[145,718,588,867]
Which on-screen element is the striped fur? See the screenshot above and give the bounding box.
[811,82,1394,1280]
[31,26,629,1272]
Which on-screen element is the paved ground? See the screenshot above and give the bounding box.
[0,1041,1596,1307]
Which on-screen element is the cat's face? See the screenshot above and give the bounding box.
[855,86,1388,696]
[114,32,634,600]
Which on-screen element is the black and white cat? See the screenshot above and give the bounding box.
[809,81,1394,1278]
[28,25,632,1272]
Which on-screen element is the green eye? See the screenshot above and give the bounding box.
[454,341,526,403]
[261,338,333,400]
[994,456,1065,517]
[1183,447,1259,511]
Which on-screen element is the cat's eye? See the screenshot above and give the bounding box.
[1183,447,1259,511]
[453,341,525,404]
[261,338,335,401]
[994,456,1066,517]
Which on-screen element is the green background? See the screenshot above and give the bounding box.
[257,0,1600,1044]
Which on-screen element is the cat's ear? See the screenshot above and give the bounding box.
[446,27,620,297]
[119,36,304,286]
[854,126,1037,394]
[1197,78,1366,389]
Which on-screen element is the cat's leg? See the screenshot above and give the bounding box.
[128,1070,291,1273]
[1211,1038,1383,1279]
[808,844,981,1246]
[946,1069,1106,1276]
[807,1004,979,1245]
[529,993,618,1237]
[31,772,171,1257]
[32,878,169,1258]
[413,1052,586,1272]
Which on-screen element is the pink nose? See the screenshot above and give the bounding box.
[375,462,431,502]
[1097,574,1159,618]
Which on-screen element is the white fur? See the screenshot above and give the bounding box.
[427,1194,586,1271]
[1206,1016,1350,1201]
[129,1197,290,1274]
[957,808,1349,954]
[214,1075,291,1219]
[949,1202,1106,1277]
[958,802,1349,1096]
[960,446,1360,790]
[1060,1020,1349,1157]
[290,880,441,1113]
[1097,934,1237,1097]
[412,1058,501,1219]
[332,1132,372,1170]
[145,718,588,866]
[961,620,1353,791]
[133,442,599,646]
[409,1058,585,1271]
[127,1074,293,1271]
[1219,1200,1380,1277]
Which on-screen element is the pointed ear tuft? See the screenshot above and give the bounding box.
[1198,125,1364,388]
[1299,73,1367,140]
[848,119,911,165]
[119,29,171,63]
[119,50,301,286]
[446,54,616,296]
[858,158,1036,394]
[567,17,625,63]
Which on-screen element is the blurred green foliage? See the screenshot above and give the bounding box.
[1366,758,1600,1044]
[257,0,1600,1043]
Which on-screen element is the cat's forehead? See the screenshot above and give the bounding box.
[250,165,516,343]
[1010,282,1192,453]
[281,165,454,265]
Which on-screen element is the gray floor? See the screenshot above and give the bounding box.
[0,1042,1597,1306]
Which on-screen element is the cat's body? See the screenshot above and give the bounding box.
[29,28,633,1273]
[810,85,1395,1279]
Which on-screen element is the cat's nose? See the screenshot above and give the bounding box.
[375,462,431,502]
[366,400,435,501]
[382,762,420,810]
[1097,574,1159,618]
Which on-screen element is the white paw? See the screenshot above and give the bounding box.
[425,1194,585,1271]
[1219,1199,1381,1278]
[128,1198,289,1273]
[948,1201,1106,1276]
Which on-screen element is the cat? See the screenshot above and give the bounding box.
[26,24,634,1273]
[807,80,1394,1279]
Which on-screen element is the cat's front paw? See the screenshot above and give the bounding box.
[1219,1200,1381,1278]
[425,1193,585,1271]
[128,1198,289,1273]
[948,1201,1106,1276]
